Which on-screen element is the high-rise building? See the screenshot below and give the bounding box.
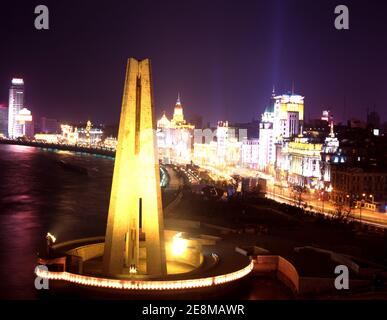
[258,90,304,171]
[8,78,25,138]
[0,104,8,137]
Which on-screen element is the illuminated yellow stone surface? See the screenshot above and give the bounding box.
[103,58,167,277]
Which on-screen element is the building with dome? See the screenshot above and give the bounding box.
[156,94,195,164]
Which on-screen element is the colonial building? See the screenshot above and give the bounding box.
[156,94,195,164]
[286,135,322,188]
[193,121,242,167]
[320,121,340,188]
[330,164,387,212]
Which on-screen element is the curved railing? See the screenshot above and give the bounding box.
[35,260,254,291]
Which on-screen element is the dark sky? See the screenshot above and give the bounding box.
[0,0,386,126]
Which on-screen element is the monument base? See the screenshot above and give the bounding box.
[37,230,253,292]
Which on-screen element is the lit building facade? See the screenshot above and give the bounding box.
[103,136,118,150]
[8,78,25,138]
[320,122,340,187]
[156,95,195,164]
[59,121,103,146]
[34,133,59,144]
[60,124,78,144]
[258,90,304,171]
[193,121,242,167]
[15,107,34,138]
[77,121,103,146]
[193,141,217,166]
[285,135,323,188]
[0,104,8,138]
[241,138,259,169]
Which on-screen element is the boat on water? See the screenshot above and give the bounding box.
[58,160,88,175]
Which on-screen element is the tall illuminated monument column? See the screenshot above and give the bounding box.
[103,58,167,277]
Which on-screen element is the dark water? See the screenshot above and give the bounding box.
[0,144,114,299]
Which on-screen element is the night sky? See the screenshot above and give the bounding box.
[0,0,386,126]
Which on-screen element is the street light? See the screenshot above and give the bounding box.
[359,193,366,224]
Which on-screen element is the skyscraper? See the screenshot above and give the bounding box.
[8,78,24,138]
[258,90,304,171]
[0,104,8,137]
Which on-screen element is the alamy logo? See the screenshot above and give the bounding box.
[34,5,49,30]
[334,5,349,30]
[334,265,349,290]
[34,265,49,290]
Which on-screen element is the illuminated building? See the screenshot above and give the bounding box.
[241,138,259,169]
[59,122,103,146]
[193,121,243,167]
[103,58,166,276]
[0,104,7,137]
[15,107,34,138]
[77,120,103,146]
[171,93,185,126]
[285,134,323,187]
[321,110,332,122]
[216,121,242,167]
[156,95,195,164]
[193,141,217,166]
[60,124,78,144]
[103,136,118,150]
[8,78,24,138]
[320,122,339,185]
[258,90,304,171]
[34,133,59,143]
[157,112,171,129]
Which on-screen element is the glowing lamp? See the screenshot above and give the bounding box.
[46,232,56,243]
[171,232,187,256]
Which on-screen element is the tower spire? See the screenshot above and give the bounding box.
[177,92,181,105]
[330,120,335,138]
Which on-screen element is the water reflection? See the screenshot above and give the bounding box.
[0,144,112,299]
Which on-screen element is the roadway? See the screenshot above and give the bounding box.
[191,162,387,229]
[266,185,387,229]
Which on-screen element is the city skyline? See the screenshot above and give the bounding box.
[1,0,387,125]
[1,0,387,304]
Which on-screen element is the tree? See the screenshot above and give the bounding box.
[333,194,355,222]
[291,185,307,208]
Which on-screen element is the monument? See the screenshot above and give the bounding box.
[36,58,253,294]
[103,58,167,277]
